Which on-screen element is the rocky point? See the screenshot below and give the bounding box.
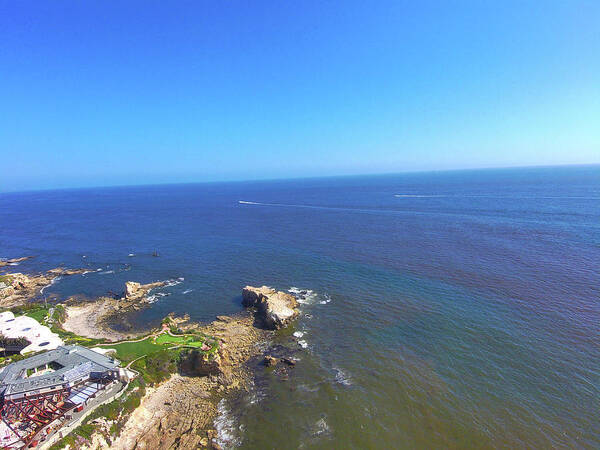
[242,285,299,329]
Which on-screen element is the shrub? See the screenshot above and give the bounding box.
[133,348,177,385]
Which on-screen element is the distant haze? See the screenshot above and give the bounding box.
[1,1,599,192]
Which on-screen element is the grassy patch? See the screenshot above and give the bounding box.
[131,349,177,385]
[0,303,54,326]
[51,323,106,346]
[104,338,164,363]
[156,332,219,353]
[2,304,54,326]
[102,331,219,364]
[155,333,205,347]
[23,306,50,322]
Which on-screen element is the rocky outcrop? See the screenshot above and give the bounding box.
[125,281,143,298]
[263,355,279,366]
[0,256,33,267]
[0,268,86,307]
[47,267,89,276]
[242,285,299,329]
[124,280,165,301]
[178,348,225,377]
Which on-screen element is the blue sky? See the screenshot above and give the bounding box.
[1,1,598,191]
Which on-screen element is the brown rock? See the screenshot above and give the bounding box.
[47,267,89,276]
[263,355,279,366]
[124,280,166,300]
[0,256,33,267]
[125,281,142,298]
[178,347,227,377]
[242,285,299,329]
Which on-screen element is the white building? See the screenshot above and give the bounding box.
[0,311,63,354]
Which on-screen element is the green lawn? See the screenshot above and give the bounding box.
[1,304,51,323]
[96,329,220,365]
[23,306,50,323]
[154,333,205,347]
[104,338,164,363]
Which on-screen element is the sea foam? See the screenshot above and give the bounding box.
[215,398,241,448]
[288,287,319,305]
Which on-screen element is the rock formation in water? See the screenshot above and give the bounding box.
[263,355,279,366]
[242,285,299,329]
[0,256,33,267]
[124,280,165,301]
[47,267,89,276]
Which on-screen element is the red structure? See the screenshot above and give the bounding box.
[0,345,121,448]
[1,388,72,448]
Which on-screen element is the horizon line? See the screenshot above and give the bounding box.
[1,162,598,195]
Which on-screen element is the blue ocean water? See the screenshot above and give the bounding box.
[1,165,599,448]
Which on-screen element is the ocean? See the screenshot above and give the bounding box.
[1,165,598,448]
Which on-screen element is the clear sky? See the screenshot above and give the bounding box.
[1,1,599,191]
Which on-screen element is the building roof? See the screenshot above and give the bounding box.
[0,345,118,397]
[0,312,64,353]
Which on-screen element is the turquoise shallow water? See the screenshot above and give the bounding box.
[1,165,599,448]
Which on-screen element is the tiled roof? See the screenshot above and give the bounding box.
[0,345,118,396]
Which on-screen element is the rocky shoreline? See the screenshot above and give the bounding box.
[109,313,267,450]
[1,258,302,449]
[60,280,172,341]
[0,266,90,307]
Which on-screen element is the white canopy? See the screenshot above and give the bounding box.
[0,312,63,354]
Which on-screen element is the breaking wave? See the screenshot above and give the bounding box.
[333,367,353,386]
[319,293,331,305]
[288,287,319,305]
[163,277,184,288]
[215,398,242,448]
[311,417,331,437]
[146,291,170,304]
[40,276,62,295]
